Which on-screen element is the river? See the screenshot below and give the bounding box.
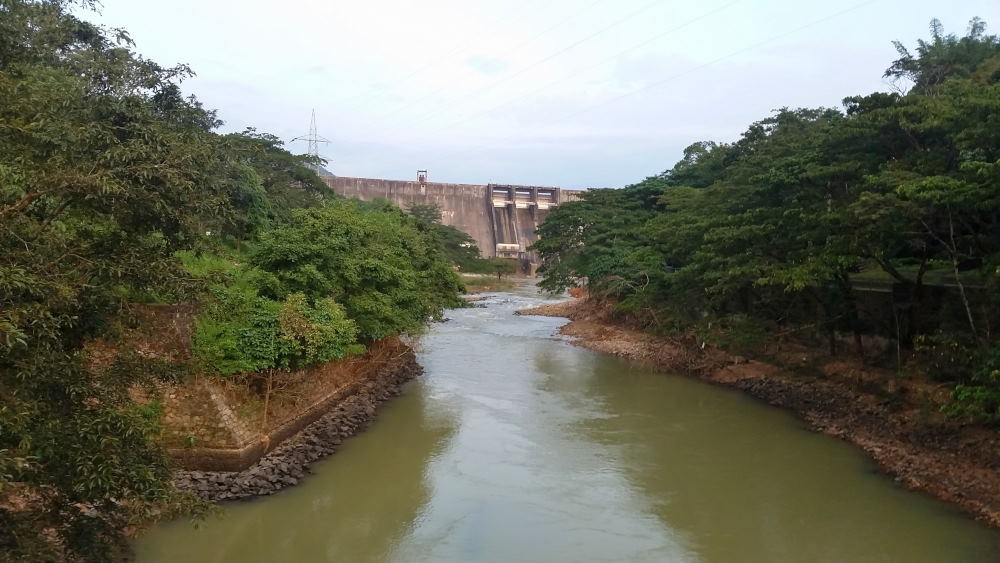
[136,283,1000,562]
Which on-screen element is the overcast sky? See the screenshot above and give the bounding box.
[80,0,996,188]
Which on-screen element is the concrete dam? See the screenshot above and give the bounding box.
[322,175,581,269]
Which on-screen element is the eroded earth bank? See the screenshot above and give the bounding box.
[173,349,422,501]
[519,296,1000,529]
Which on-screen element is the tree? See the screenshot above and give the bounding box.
[488,258,519,280]
[407,203,443,225]
[885,18,1000,95]
[250,200,463,339]
[1,0,224,558]
[532,180,665,294]
[535,18,1000,393]
[406,203,485,271]
[223,129,331,219]
[1,1,468,558]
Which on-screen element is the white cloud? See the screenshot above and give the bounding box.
[79,0,998,187]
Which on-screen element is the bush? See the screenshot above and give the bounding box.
[189,198,464,375]
[462,257,519,278]
[944,385,1000,424]
[192,286,359,376]
[939,342,1000,424]
[913,331,978,382]
[278,293,363,365]
[250,200,463,339]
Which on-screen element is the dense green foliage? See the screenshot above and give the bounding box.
[180,200,466,377]
[535,19,1000,423]
[192,285,361,376]
[248,200,464,340]
[0,1,224,558]
[406,203,489,272]
[0,0,463,558]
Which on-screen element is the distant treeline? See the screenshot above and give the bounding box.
[0,1,464,560]
[534,19,1000,422]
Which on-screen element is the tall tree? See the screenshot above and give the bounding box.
[535,18,1000,392]
[0,1,226,557]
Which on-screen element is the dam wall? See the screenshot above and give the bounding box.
[323,176,582,267]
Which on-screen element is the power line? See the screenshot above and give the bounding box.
[437,0,743,133]
[446,0,880,165]
[545,0,880,130]
[377,0,610,120]
[404,0,666,127]
[323,0,537,109]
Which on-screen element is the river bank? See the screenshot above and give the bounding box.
[518,297,1000,529]
[173,349,422,501]
[137,286,1000,561]
[460,273,520,294]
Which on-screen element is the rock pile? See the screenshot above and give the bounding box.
[174,352,422,501]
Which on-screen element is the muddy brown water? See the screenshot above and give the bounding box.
[136,282,1000,562]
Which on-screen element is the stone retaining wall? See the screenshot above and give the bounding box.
[161,338,412,472]
[175,346,423,500]
[160,379,254,451]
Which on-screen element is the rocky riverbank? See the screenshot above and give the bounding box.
[519,297,1000,529]
[173,351,422,501]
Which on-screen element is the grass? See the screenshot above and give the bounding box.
[460,274,519,293]
[175,249,244,278]
[175,247,261,291]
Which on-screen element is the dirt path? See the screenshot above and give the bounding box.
[519,298,1000,529]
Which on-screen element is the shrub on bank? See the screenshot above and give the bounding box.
[249,200,464,339]
[192,286,361,376]
[188,199,463,375]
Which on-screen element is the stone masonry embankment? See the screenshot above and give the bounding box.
[97,304,424,489]
[174,348,422,501]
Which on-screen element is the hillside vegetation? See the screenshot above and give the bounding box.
[535,19,1000,423]
[0,1,462,559]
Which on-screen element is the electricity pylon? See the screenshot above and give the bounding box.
[291,109,330,169]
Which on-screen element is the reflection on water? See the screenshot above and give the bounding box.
[564,355,998,562]
[138,393,457,562]
[136,281,999,562]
